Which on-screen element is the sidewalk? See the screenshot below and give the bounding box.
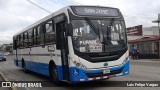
[129,56,160,61]
[0,72,12,90]
[130,59,160,63]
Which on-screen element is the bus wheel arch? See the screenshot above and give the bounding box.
[49,60,60,84]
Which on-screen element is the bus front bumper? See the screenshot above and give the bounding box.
[70,60,130,83]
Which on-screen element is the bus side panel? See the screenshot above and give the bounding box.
[14,59,50,76]
[14,45,64,80]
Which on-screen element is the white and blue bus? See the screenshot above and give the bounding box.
[13,6,129,84]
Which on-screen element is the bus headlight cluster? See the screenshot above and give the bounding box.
[124,56,129,62]
[73,61,87,70]
[80,64,87,69]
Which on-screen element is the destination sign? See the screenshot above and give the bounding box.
[71,6,120,17]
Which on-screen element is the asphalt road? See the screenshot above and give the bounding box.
[0,55,160,90]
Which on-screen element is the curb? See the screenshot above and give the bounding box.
[0,72,17,90]
[130,59,160,63]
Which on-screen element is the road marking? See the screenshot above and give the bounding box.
[0,72,17,90]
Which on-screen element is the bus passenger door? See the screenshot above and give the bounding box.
[56,21,70,81]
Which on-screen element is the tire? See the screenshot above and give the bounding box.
[23,64,29,73]
[2,58,6,61]
[22,60,29,73]
[50,64,60,85]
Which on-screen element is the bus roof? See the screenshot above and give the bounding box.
[13,6,69,37]
[13,5,120,37]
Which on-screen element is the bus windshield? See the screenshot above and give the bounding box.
[71,19,127,52]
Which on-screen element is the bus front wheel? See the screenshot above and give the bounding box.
[50,63,60,85]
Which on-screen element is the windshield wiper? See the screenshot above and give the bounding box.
[84,17,99,35]
[85,18,108,44]
[84,17,105,44]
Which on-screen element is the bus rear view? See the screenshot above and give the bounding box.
[68,6,129,83]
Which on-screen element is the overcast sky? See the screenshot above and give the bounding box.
[0,0,159,45]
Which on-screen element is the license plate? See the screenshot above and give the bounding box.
[103,68,110,74]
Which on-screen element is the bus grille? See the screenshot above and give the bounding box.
[85,67,124,78]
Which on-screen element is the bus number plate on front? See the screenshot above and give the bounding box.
[103,68,110,74]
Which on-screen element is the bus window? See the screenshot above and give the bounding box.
[28,29,32,47]
[40,24,45,45]
[13,37,17,50]
[16,36,19,48]
[37,25,41,45]
[33,25,45,46]
[24,32,28,48]
[32,28,37,46]
[19,34,24,48]
[45,20,55,44]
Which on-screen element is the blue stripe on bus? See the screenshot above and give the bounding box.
[14,59,63,80]
[69,60,130,82]
[14,59,129,82]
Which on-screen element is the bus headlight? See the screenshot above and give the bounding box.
[75,62,87,69]
[124,56,129,62]
[75,62,81,67]
[72,60,87,70]
[81,64,87,69]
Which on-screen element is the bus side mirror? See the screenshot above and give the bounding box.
[66,23,72,36]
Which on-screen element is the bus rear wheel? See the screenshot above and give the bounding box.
[22,59,29,73]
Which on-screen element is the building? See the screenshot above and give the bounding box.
[0,43,13,53]
[126,14,160,59]
[127,25,159,40]
[128,35,160,59]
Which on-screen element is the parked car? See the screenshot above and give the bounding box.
[4,52,10,56]
[0,53,6,61]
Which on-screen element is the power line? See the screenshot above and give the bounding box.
[68,0,156,19]
[26,0,51,13]
[25,0,156,19]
